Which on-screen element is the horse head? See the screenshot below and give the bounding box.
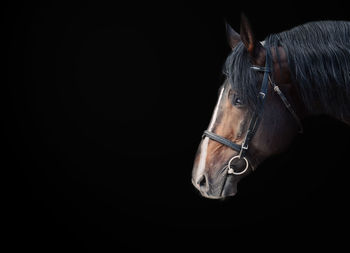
[192,15,304,199]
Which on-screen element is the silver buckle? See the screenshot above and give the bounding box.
[238,142,248,158]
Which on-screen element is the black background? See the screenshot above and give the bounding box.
[4,0,350,251]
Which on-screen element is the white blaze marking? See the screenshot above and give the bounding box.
[195,86,225,181]
[208,86,224,131]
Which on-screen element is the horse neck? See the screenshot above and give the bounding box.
[291,82,350,127]
[303,101,350,127]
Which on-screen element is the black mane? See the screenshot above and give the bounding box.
[225,21,350,120]
[224,43,261,112]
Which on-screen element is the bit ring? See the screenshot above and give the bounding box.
[227,156,249,175]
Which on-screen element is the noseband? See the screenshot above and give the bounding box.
[202,47,303,176]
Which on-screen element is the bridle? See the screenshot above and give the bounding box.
[202,47,303,176]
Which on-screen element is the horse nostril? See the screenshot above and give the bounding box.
[197,174,208,190]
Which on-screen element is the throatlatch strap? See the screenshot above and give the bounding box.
[269,77,304,133]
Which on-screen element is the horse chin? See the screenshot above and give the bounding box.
[197,175,238,199]
[220,175,238,198]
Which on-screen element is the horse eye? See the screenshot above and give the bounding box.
[233,96,243,106]
[228,89,243,106]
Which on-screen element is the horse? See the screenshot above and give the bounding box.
[192,14,350,199]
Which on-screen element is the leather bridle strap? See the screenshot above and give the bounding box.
[268,76,304,133]
[203,130,242,152]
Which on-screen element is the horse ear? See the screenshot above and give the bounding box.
[225,22,241,50]
[240,13,263,59]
